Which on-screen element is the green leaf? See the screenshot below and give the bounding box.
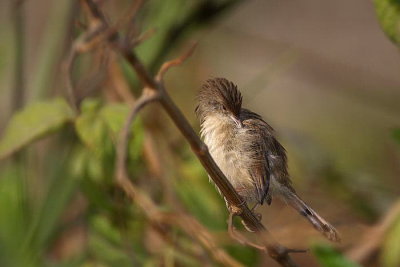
[88,217,134,267]
[374,0,400,45]
[381,215,400,267]
[74,100,144,183]
[175,154,226,230]
[0,165,34,267]
[392,128,400,144]
[88,234,132,267]
[100,103,144,161]
[76,100,143,160]
[0,98,74,160]
[20,149,79,266]
[312,244,361,267]
[75,99,109,158]
[24,165,78,256]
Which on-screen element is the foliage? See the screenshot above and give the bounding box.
[392,128,400,144]
[0,98,74,159]
[1,0,400,266]
[381,213,400,267]
[374,0,400,45]
[0,1,249,266]
[312,244,361,267]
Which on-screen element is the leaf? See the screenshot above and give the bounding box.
[100,103,144,161]
[76,100,143,160]
[374,0,400,45]
[74,100,144,183]
[0,165,34,267]
[174,153,227,230]
[392,128,400,144]
[75,99,109,158]
[0,98,74,160]
[25,161,78,255]
[312,244,361,267]
[381,216,400,267]
[88,234,132,267]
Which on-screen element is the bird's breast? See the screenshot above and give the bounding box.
[200,115,255,198]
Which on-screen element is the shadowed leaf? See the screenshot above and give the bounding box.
[392,128,400,144]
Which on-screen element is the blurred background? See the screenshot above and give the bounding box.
[0,0,399,266]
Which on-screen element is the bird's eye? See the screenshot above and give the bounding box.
[221,105,227,111]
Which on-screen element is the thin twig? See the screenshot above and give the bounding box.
[228,213,266,251]
[346,199,400,264]
[116,89,159,182]
[113,88,241,266]
[156,42,197,82]
[131,28,157,47]
[63,49,79,112]
[107,55,136,103]
[116,172,244,267]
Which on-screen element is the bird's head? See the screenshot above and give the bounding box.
[196,78,243,128]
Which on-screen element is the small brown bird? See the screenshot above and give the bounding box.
[196,77,340,242]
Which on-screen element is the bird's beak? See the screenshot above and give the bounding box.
[230,115,243,128]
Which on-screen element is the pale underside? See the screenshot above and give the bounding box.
[200,113,286,204]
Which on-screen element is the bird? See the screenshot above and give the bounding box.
[195,77,340,242]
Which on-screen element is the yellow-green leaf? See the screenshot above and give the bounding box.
[100,103,144,161]
[0,98,74,160]
[75,99,108,157]
[381,215,400,267]
[374,0,400,45]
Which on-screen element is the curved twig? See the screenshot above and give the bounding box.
[115,89,160,183]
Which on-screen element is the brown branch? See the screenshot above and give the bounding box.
[346,199,400,264]
[112,86,241,266]
[131,28,157,47]
[116,89,160,183]
[228,213,266,251]
[107,55,136,103]
[156,42,197,82]
[63,49,79,112]
[82,0,304,266]
[116,171,244,267]
[67,2,242,265]
[117,49,302,267]
[63,0,109,111]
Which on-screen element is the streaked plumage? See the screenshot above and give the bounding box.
[196,77,340,242]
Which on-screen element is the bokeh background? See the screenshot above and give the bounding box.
[0,0,399,266]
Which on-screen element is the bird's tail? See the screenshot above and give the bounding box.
[285,192,341,242]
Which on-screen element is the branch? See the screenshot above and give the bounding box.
[116,169,244,267]
[118,47,302,267]
[82,1,304,266]
[115,89,160,183]
[156,42,197,82]
[346,199,400,264]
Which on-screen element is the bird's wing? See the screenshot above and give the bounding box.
[241,109,274,205]
[248,145,271,205]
